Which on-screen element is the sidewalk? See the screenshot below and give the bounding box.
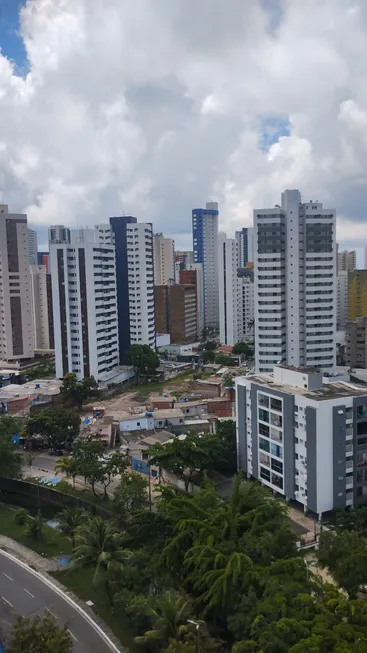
[0,535,61,572]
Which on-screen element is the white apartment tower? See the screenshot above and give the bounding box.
[254,190,336,373]
[0,205,34,362]
[218,233,238,346]
[29,264,52,350]
[154,234,175,285]
[338,249,356,273]
[126,223,156,348]
[28,229,38,265]
[48,224,71,245]
[192,202,219,330]
[50,228,119,382]
[237,270,255,340]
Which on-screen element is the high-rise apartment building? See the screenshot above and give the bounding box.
[0,205,34,362]
[237,268,255,340]
[155,284,197,344]
[179,264,204,337]
[338,249,356,273]
[346,317,367,368]
[29,264,52,350]
[28,229,38,265]
[50,228,119,382]
[48,224,71,245]
[235,227,254,267]
[37,252,49,272]
[337,270,349,330]
[192,202,219,330]
[348,270,367,321]
[254,190,336,373]
[154,234,175,285]
[236,364,367,515]
[218,233,238,346]
[126,222,156,349]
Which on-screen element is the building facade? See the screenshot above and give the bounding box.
[126,222,155,348]
[154,234,175,285]
[155,284,197,344]
[192,202,219,330]
[337,270,349,330]
[0,205,34,362]
[50,228,119,382]
[218,233,238,346]
[346,317,367,368]
[29,264,52,350]
[179,263,204,337]
[236,365,367,516]
[235,227,254,267]
[48,224,71,245]
[348,270,367,322]
[237,268,255,340]
[254,190,336,373]
[338,249,356,273]
[28,229,38,265]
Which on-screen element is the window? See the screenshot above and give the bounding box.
[260,467,270,482]
[259,408,269,423]
[357,422,367,436]
[259,438,270,453]
[260,453,270,466]
[271,459,283,475]
[258,393,269,408]
[357,486,367,497]
[357,452,367,467]
[358,436,367,446]
[271,442,282,458]
[357,406,367,418]
[271,473,283,490]
[271,413,282,428]
[270,397,282,412]
[259,423,270,437]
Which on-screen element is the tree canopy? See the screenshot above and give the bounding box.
[29,407,80,450]
[5,613,72,652]
[0,415,22,478]
[61,372,99,408]
[232,342,254,357]
[124,344,160,380]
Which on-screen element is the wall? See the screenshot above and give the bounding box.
[119,416,154,431]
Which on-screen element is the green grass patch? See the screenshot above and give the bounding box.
[0,506,72,558]
[52,566,137,651]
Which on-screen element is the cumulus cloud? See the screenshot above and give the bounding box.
[1,0,367,248]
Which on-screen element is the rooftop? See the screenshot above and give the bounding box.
[241,374,367,401]
[0,379,62,401]
[153,408,184,419]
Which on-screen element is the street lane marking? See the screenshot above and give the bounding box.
[68,629,78,641]
[24,588,35,598]
[45,607,57,619]
[2,572,14,581]
[2,596,13,608]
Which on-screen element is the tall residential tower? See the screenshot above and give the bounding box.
[254,190,336,373]
[192,202,219,330]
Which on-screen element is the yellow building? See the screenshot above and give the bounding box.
[348,270,367,320]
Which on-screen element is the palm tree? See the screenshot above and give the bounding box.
[135,590,203,650]
[57,507,87,549]
[55,456,79,488]
[72,516,130,584]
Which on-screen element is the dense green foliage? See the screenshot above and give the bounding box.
[5,613,72,652]
[232,342,254,357]
[124,344,160,380]
[60,372,99,408]
[28,407,80,450]
[0,415,22,478]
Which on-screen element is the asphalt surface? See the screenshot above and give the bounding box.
[0,551,117,652]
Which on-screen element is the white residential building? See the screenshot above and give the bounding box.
[218,233,238,346]
[237,269,255,340]
[126,222,156,348]
[0,205,34,362]
[48,224,71,245]
[192,202,219,330]
[28,229,38,265]
[338,249,356,273]
[154,234,175,285]
[236,364,367,516]
[337,270,349,330]
[254,190,336,373]
[50,228,119,382]
[29,264,52,350]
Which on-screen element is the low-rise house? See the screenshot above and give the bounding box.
[0,379,62,416]
[80,415,115,447]
[153,408,185,429]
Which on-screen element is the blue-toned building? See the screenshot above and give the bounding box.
[192,202,219,330]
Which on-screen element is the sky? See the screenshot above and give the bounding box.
[1,1,367,253]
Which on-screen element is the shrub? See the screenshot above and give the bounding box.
[14,508,28,526]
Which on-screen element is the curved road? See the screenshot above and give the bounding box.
[0,551,121,652]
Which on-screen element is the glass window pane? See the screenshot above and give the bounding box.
[259,438,270,453]
[259,408,270,423]
[270,397,282,412]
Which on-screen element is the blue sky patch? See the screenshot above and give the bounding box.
[259,116,291,151]
[0,0,28,72]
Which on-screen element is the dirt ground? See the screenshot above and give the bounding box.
[95,377,195,413]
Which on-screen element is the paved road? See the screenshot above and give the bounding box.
[0,552,119,652]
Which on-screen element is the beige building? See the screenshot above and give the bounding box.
[0,205,34,362]
[337,249,356,273]
[154,233,175,285]
[346,317,367,368]
[29,264,53,350]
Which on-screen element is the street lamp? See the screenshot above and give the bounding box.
[187,620,200,653]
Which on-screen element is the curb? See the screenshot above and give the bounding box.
[0,549,127,652]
